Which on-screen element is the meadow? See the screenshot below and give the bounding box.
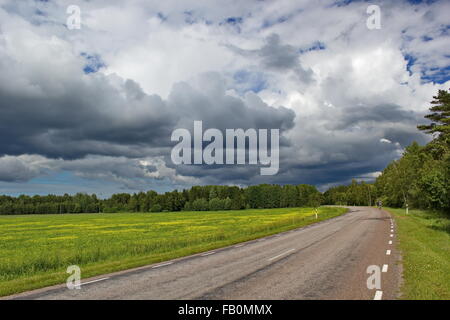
[387,208,450,300]
[0,206,347,297]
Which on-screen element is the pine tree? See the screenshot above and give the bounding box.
[417,89,450,138]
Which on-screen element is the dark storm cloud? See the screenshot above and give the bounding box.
[330,103,419,131]
[0,43,295,160]
[0,44,296,183]
[172,163,261,184]
[260,100,432,189]
[167,73,295,132]
[0,83,173,158]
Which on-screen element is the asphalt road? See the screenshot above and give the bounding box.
[7,206,401,300]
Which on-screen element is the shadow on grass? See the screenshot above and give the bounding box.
[429,220,450,234]
[417,210,450,234]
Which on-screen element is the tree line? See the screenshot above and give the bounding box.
[0,184,322,215]
[323,180,375,207]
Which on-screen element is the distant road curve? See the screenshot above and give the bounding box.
[7,206,401,300]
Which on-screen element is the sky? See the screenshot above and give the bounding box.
[0,0,449,196]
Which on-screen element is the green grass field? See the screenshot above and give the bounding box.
[0,206,346,297]
[387,208,450,300]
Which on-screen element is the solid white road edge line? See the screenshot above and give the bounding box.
[268,249,295,261]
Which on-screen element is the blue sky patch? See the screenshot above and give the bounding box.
[404,53,417,75]
[406,0,438,5]
[422,65,450,84]
[404,52,450,84]
[224,17,243,25]
[81,53,106,74]
[331,0,370,7]
[299,41,326,54]
[233,70,268,94]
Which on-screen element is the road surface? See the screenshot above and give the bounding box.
[6,207,401,300]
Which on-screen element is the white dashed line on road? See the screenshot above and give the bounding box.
[374,290,383,300]
[386,250,391,255]
[382,264,388,272]
[152,262,173,269]
[268,249,296,261]
[389,240,392,244]
[390,234,394,237]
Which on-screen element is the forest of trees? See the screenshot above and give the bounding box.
[323,180,375,207]
[0,184,322,215]
[324,89,449,213]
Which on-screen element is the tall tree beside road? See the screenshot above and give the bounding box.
[417,89,450,139]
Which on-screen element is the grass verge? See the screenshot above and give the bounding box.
[0,206,347,297]
[386,208,450,300]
